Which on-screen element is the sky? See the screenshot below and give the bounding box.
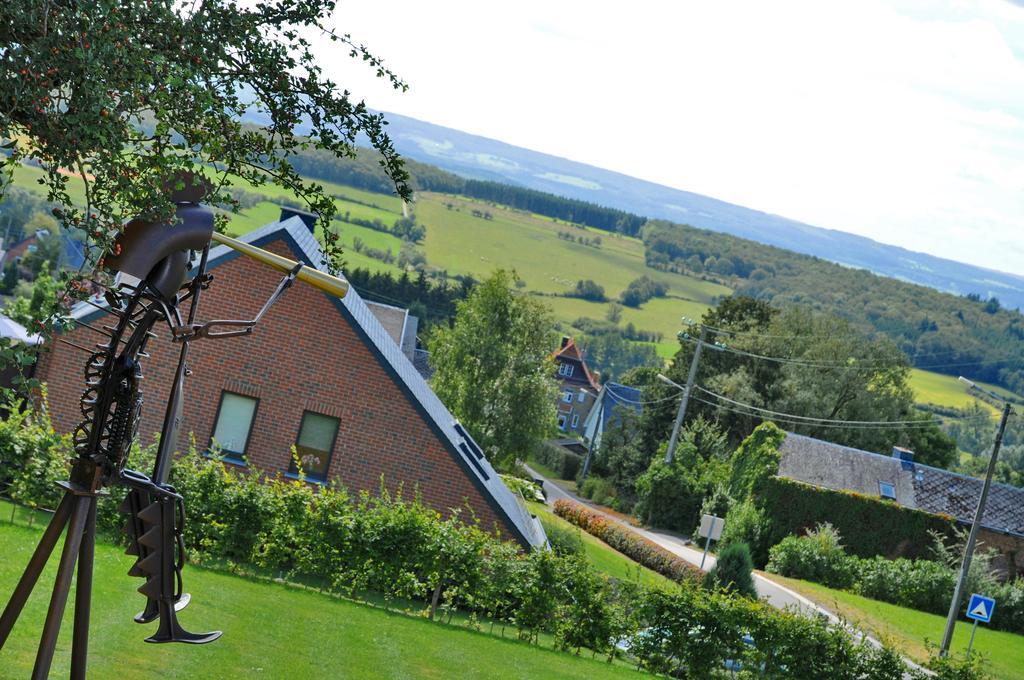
[318,0,1024,274]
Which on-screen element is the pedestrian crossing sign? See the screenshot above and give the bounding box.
[966,594,995,623]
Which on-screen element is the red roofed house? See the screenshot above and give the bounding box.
[551,336,600,436]
[34,216,546,548]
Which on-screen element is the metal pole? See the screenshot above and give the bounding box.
[665,326,706,463]
[71,497,98,680]
[966,620,978,659]
[580,389,604,480]
[939,401,1012,657]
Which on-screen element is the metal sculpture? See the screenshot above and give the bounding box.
[0,179,349,679]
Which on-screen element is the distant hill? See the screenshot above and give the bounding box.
[377,111,1024,310]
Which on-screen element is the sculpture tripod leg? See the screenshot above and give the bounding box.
[0,484,100,680]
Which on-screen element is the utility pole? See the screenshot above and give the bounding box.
[662,325,707,464]
[940,378,1013,657]
[580,388,602,480]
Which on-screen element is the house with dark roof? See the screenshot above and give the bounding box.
[778,432,1024,576]
[580,382,643,452]
[34,215,546,549]
[551,336,600,436]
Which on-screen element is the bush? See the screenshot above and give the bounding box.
[766,523,856,589]
[704,542,757,598]
[578,476,617,506]
[727,421,786,500]
[568,279,605,302]
[619,276,667,307]
[530,441,581,480]
[718,498,771,566]
[633,456,704,532]
[0,396,69,513]
[554,499,703,583]
[855,556,955,614]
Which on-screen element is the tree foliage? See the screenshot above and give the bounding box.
[428,270,557,467]
[638,296,956,465]
[0,0,410,334]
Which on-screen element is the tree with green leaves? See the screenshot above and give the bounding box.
[428,270,557,468]
[1,0,409,332]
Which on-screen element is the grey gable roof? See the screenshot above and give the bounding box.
[72,217,547,548]
[778,432,1024,538]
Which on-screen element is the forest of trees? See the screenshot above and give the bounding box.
[642,221,1024,394]
[342,268,475,331]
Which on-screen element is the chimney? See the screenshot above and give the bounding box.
[560,335,571,349]
[279,206,318,234]
[892,446,914,471]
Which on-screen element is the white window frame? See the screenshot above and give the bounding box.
[571,413,579,429]
[577,390,586,403]
[562,390,574,403]
[558,363,574,377]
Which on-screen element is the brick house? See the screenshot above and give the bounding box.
[778,433,1024,577]
[35,217,546,548]
[551,336,600,436]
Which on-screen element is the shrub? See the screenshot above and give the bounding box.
[553,499,703,583]
[619,276,667,307]
[766,523,856,589]
[727,421,785,500]
[568,279,606,302]
[704,542,757,598]
[0,396,69,514]
[718,498,771,567]
[855,556,954,613]
[530,441,581,480]
[633,456,704,532]
[578,475,617,506]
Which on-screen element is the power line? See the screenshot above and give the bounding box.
[693,385,995,429]
[701,324,1024,364]
[678,334,1021,373]
[689,395,993,432]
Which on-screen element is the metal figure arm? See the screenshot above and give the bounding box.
[168,262,303,341]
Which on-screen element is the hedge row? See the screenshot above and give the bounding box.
[531,441,582,480]
[757,476,957,561]
[767,530,1024,634]
[553,499,703,583]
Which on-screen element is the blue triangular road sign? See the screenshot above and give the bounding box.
[966,594,995,623]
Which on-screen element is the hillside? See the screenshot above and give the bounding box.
[373,111,1024,311]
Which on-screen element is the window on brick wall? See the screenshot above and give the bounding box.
[562,389,574,403]
[288,411,340,482]
[210,392,258,463]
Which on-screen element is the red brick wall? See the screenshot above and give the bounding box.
[35,237,513,539]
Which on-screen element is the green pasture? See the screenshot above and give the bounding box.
[907,369,1011,413]
[0,502,643,679]
[770,574,1021,680]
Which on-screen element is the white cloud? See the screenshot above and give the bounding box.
[321,0,1024,273]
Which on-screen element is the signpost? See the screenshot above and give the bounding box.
[964,594,996,659]
[698,514,724,570]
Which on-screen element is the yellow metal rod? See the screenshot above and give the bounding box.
[210,232,349,298]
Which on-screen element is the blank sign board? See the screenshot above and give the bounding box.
[699,514,724,540]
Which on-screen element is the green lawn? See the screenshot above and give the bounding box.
[907,369,1012,414]
[526,502,672,589]
[769,574,1023,680]
[0,503,644,679]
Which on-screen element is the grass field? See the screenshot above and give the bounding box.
[7,165,720,354]
[526,501,671,589]
[0,502,643,679]
[907,369,1017,413]
[769,574,1022,680]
